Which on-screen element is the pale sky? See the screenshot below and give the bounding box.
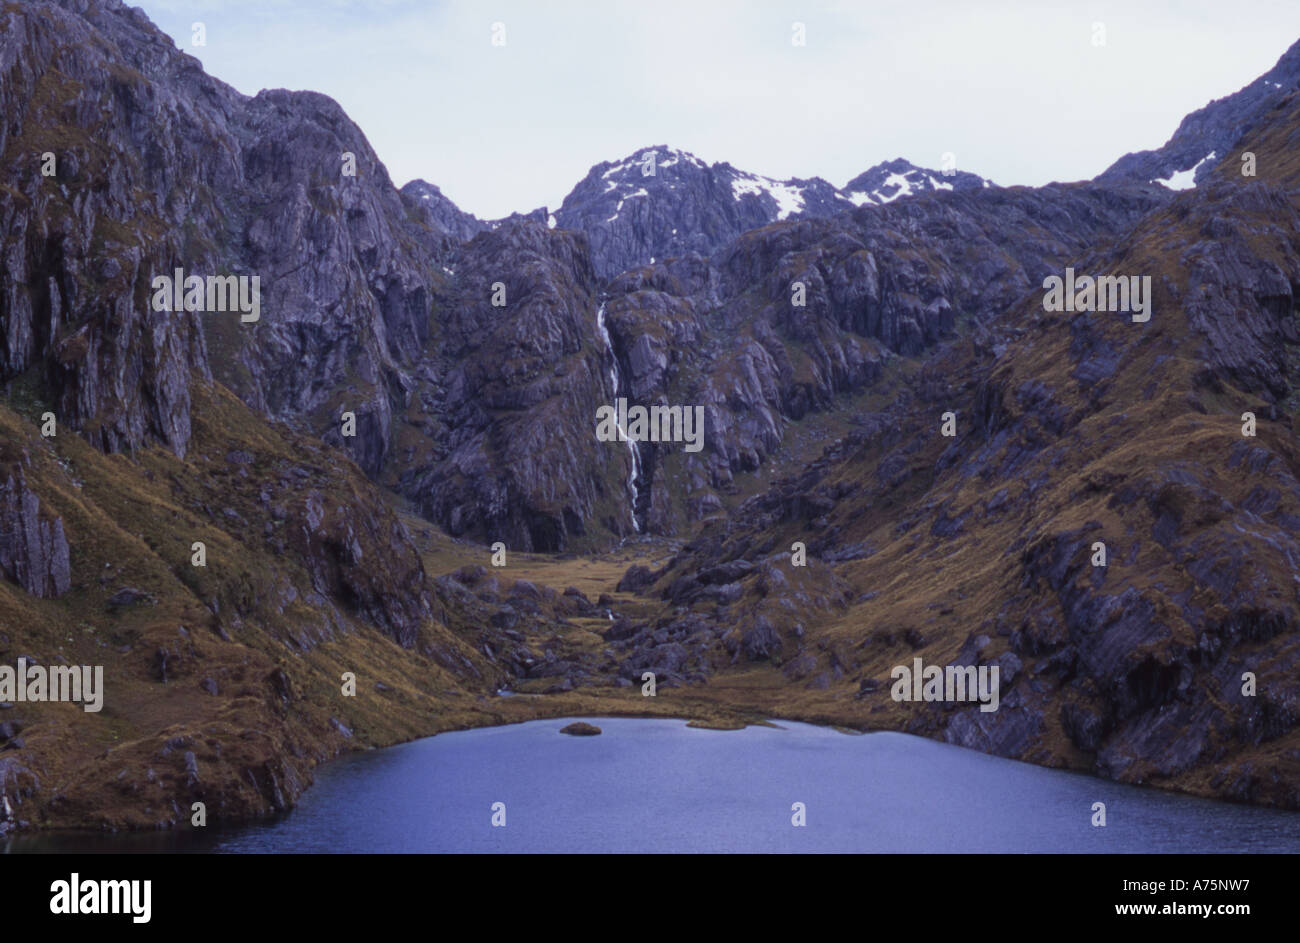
[133,0,1300,219]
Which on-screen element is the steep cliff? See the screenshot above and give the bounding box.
[4,0,1300,833]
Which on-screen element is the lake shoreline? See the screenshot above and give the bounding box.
[9,691,1300,849]
[12,715,1300,855]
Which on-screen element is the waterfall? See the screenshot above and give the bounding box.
[596,302,642,532]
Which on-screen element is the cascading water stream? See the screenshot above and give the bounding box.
[596,302,643,532]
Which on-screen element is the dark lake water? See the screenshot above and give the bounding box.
[9,717,1300,853]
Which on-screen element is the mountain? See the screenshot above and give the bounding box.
[621,87,1300,808]
[841,156,989,203]
[0,0,462,487]
[400,180,486,244]
[3,0,1300,834]
[1100,37,1300,189]
[381,174,1160,550]
[591,180,1167,537]
[0,0,522,829]
[400,179,552,245]
[553,146,994,279]
[389,221,621,551]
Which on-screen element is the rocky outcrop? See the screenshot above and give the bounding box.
[1100,37,1300,187]
[0,470,70,599]
[400,179,487,244]
[0,0,210,457]
[0,0,444,478]
[392,221,635,549]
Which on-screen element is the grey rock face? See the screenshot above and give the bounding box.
[395,221,634,549]
[580,179,1168,533]
[0,0,444,646]
[944,694,1043,758]
[0,471,71,599]
[742,615,781,661]
[1099,37,1300,187]
[400,180,487,244]
[0,0,209,457]
[1175,184,1300,399]
[0,1,1164,550]
[0,0,443,478]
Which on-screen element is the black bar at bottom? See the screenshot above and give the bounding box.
[3,852,1283,930]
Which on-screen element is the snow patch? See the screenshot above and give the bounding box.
[730,174,807,219]
[874,172,913,204]
[1154,151,1216,191]
[767,181,806,220]
[601,160,633,180]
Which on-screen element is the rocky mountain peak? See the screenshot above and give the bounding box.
[841,157,991,205]
[400,179,486,243]
[1099,36,1300,190]
[556,146,995,279]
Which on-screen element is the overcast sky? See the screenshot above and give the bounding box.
[134,1,1300,219]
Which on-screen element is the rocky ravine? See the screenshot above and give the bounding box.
[2,0,1300,832]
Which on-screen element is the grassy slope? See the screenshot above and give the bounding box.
[7,65,1300,832]
[600,101,1300,806]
